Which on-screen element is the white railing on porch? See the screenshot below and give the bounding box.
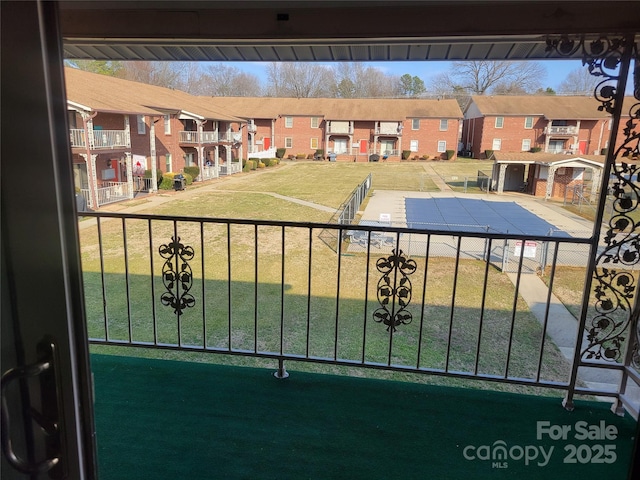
[81,181,132,208]
[247,148,277,159]
[545,125,579,135]
[70,129,130,149]
[200,165,219,180]
[219,162,242,176]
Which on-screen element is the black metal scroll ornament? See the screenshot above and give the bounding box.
[159,236,195,315]
[548,35,640,362]
[373,249,417,332]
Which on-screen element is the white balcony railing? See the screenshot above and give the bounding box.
[179,131,242,144]
[545,125,579,135]
[70,129,129,149]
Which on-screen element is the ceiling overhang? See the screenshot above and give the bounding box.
[60,1,640,62]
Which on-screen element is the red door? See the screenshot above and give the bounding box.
[359,140,368,154]
[264,137,271,150]
[579,141,587,154]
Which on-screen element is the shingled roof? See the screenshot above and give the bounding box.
[493,151,607,165]
[467,95,636,120]
[64,67,243,122]
[204,96,463,121]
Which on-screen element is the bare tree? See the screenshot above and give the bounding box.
[265,62,333,97]
[118,61,188,89]
[195,64,262,96]
[433,61,546,96]
[329,63,401,98]
[558,67,600,96]
[66,59,123,76]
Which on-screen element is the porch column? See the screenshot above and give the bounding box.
[149,116,158,192]
[271,119,275,152]
[591,167,602,196]
[545,165,557,200]
[124,115,131,147]
[125,152,134,199]
[544,120,551,152]
[226,124,232,165]
[214,145,219,175]
[197,120,205,180]
[80,153,99,209]
[497,163,507,194]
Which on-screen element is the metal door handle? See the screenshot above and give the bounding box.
[1,339,61,474]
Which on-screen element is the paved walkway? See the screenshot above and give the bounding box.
[421,164,452,191]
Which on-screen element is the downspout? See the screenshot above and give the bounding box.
[150,116,159,192]
[82,110,99,209]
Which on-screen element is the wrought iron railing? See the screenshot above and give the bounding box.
[79,211,640,408]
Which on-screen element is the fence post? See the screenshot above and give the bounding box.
[502,239,509,272]
[464,177,468,193]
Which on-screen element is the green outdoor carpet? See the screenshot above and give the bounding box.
[92,354,636,480]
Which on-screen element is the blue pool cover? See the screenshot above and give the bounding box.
[405,198,569,236]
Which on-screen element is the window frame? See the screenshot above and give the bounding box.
[492,138,502,151]
[524,116,534,129]
[439,119,448,131]
[137,115,146,134]
[521,139,531,151]
[285,116,293,128]
[495,116,504,128]
[411,118,420,130]
[410,140,419,152]
[164,114,171,135]
[285,137,293,148]
[437,140,446,153]
[165,153,172,172]
[310,138,319,149]
[311,117,319,128]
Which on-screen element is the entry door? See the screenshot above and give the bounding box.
[381,140,394,155]
[1,3,97,479]
[579,140,587,154]
[263,137,271,150]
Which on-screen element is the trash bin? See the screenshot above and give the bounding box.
[327,153,337,162]
[369,154,380,162]
[174,174,185,191]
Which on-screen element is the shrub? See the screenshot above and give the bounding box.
[270,158,280,165]
[529,147,542,153]
[484,149,494,159]
[421,155,429,161]
[601,148,608,155]
[144,169,163,188]
[250,160,257,170]
[183,166,199,179]
[159,172,176,190]
[264,158,274,167]
[257,161,266,168]
[182,173,193,185]
[446,149,455,160]
[314,149,324,159]
[296,153,307,159]
[276,148,287,159]
[307,153,314,159]
[402,150,411,160]
[243,161,255,172]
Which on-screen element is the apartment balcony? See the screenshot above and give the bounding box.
[375,123,403,136]
[544,125,579,136]
[327,123,353,135]
[70,128,130,149]
[80,211,639,478]
[247,123,257,133]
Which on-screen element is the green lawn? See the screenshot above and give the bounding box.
[84,162,575,393]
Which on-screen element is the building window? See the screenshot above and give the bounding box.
[311,117,319,128]
[492,138,502,151]
[437,141,446,153]
[310,138,319,149]
[495,117,504,128]
[137,115,146,134]
[285,116,293,128]
[410,140,419,152]
[285,137,293,148]
[439,119,448,131]
[165,153,172,172]
[164,114,171,135]
[524,116,534,129]
[521,139,531,151]
[334,138,347,154]
[412,118,420,130]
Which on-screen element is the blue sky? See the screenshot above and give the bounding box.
[220,59,588,91]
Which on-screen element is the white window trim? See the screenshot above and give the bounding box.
[310,138,319,149]
[137,115,146,134]
[521,139,531,151]
[495,117,504,128]
[439,119,448,131]
[437,141,446,153]
[165,153,172,172]
[285,137,293,148]
[524,116,534,129]
[311,117,319,128]
[285,116,293,128]
[164,114,171,135]
[492,138,502,151]
[410,140,419,152]
[412,118,420,130]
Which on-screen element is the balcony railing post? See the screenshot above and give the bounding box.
[273,358,289,379]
